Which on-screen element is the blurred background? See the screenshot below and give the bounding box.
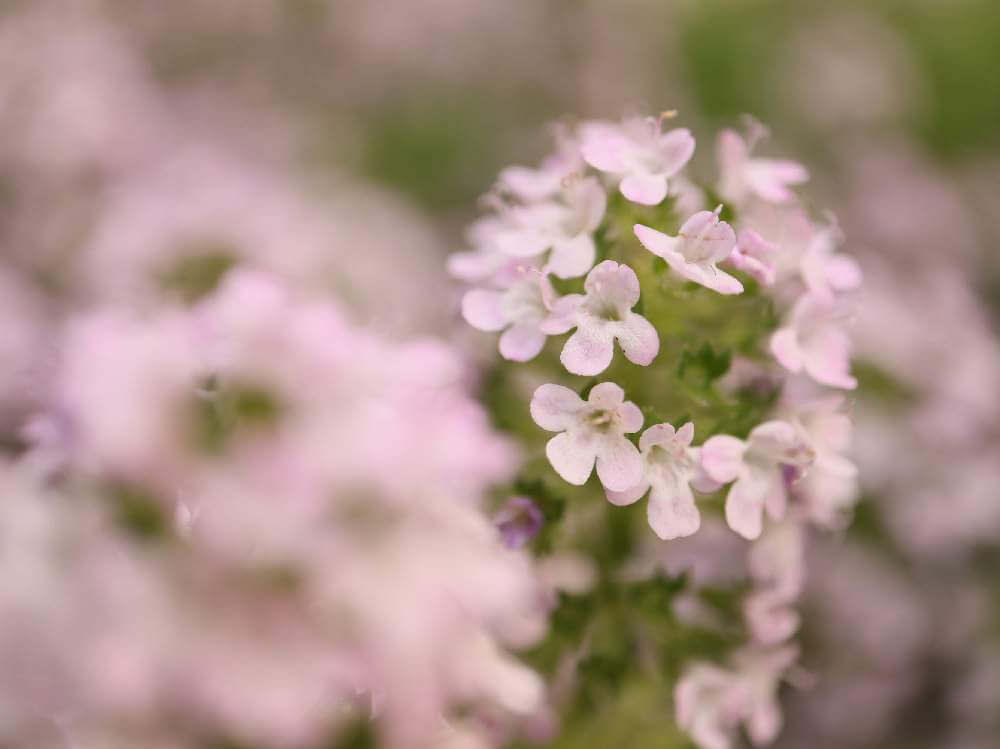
[2,0,999,747]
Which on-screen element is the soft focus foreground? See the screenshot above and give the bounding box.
[1,2,999,749]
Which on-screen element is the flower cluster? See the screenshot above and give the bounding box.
[450,113,861,749]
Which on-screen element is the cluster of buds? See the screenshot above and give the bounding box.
[450,113,861,748]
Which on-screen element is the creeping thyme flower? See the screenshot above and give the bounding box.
[604,422,722,540]
[701,421,815,540]
[494,497,545,549]
[798,218,863,304]
[675,645,800,749]
[717,125,809,206]
[542,260,659,375]
[530,382,643,492]
[580,115,695,205]
[634,207,744,295]
[770,294,857,390]
[728,229,779,286]
[461,268,554,361]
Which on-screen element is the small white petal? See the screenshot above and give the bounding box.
[530,384,583,432]
[770,327,803,372]
[648,478,700,540]
[547,234,596,279]
[546,430,598,485]
[615,312,659,366]
[461,289,507,331]
[587,381,626,408]
[620,172,668,205]
[561,324,615,376]
[701,435,746,483]
[605,479,650,507]
[725,468,771,539]
[617,400,644,434]
[499,324,546,361]
[595,435,643,492]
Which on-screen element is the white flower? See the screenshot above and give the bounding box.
[717,126,808,206]
[461,268,554,362]
[530,382,643,492]
[727,229,778,286]
[580,116,695,205]
[541,260,659,376]
[676,646,799,749]
[634,207,744,295]
[770,294,857,390]
[604,422,722,540]
[701,421,815,540]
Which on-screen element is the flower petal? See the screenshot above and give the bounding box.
[613,312,659,367]
[633,223,681,259]
[648,476,700,540]
[546,430,598,485]
[701,435,746,483]
[617,400,644,433]
[595,435,643,492]
[725,468,771,539]
[561,323,614,376]
[530,384,583,431]
[584,260,641,311]
[579,122,631,172]
[657,128,696,176]
[620,172,668,205]
[547,234,595,279]
[770,327,803,372]
[587,381,625,407]
[605,478,650,507]
[461,289,507,331]
[499,324,546,361]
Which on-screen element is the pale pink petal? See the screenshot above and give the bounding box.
[498,165,561,202]
[725,469,771,539]
[701,435,746,483]
[825,254,863,292]
[657,128,696,175]
[633,223,681,259]
[769,327,803,372]
[447,249,507,282]
[573,177,608,233]
[617,400,644,433]
[675,422,695,445]
[494,228,551,258]
[620,172,668,205]
[560,323,614,376]
[745,159,808,203]
[605,479,650,507]
[547,234,595,279]
[584,260,641,309]
[539,293,582,335]
[614,312,659,366]
[803,327,857,390]
[674,261,744,295]
[499,324,546,361]
[587,381,625,408]
[746,693,784,745]
[546,430,598,485]
[648,478,700,540]
[717,129,748,177]
[639,423,675,452]
[461,289,507,331]
[678,210,738,264]
[579,123,631,172]
[530,384,583,431]
[595,436,643,492]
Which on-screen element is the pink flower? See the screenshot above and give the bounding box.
[727,229,779,286]
[799,218,863,304]
[717,127,808,205]
[541,260,659,376]
[676,646,799,749]
[461,269,555,361]
[530,382,643,492]
[604,422,722,540]
[580,116,695,205]
[770,294,857,390]
[634,208,744,295]
[701,421,815,540]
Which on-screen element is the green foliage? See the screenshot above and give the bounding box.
[106,481,169,542]
[189,378,284,455]
[158,245,238,303]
